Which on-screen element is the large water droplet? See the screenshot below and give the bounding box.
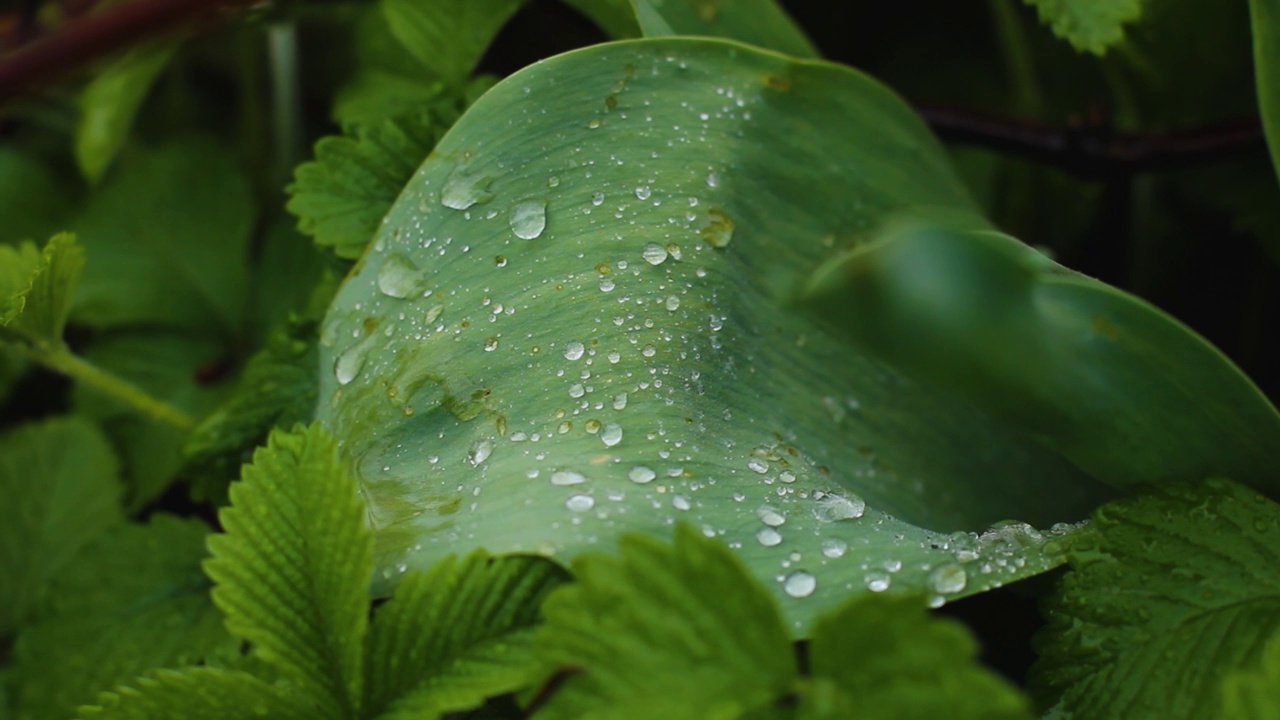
[425,305,444,323]
[563,342,585,360]
[566,494,595,512]
[642,242,668,265]
[634,185,652,200]
[442,168,495,209]
[783,570,817,598]
[334,339,370,385]
[866,572,891,592]
[756,527,783,546]
[600,422,623,447]
[510,201,547,240]
[821,538,848,558]
[756,505,786,527]
[814,494,866,522]
[550,470,587,486]
[929,564,968,594]
[377,254,423,299]
[628,466,656,484]
[467,440,493,467]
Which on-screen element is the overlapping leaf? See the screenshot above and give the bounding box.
[75,41,179,184]
[0,417,122,636]
[632,0,818,57]
[79,668,309,720]
[0,233,84,346]
[1221,631,1280,719]
[1030,478,1280,719]
[1251,0,1280,185]
[10,516,236,720]
[1021,0,1144,54]
[204,424,371,718]
[381,0,526,87]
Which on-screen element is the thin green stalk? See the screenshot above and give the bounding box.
[990,0,1044,118]
[267,21,303,190]
[14,342,196,430]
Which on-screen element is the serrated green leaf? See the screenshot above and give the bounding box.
[317,37,1106,633]
[75,41,178,184]
[1022,0,1144,54]
[1221,630,1280,719]
[366,553,569,718]
[801,594,1030,719]
[530,525,796,719]
[1030,478,1280,720]
[10,516,236,720]
[802,222,1280,497]
[1251,0,1280,186]
[77,667,310,720]
[288,112,447,260]
[381,0,526,86]
[204,424,372,719]
[632,0,819,58]
[0,417,122,636]
[73,330,230,508]
[562,0,641,38]
[69,138,253,337]
[0,233,85,346]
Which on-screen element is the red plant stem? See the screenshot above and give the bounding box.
[0,0,260,107]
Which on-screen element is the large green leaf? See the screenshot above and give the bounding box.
[365,553,569,718]
[1252,0,1280,185]
[10,516,236,720]
[78,667,310,720]
[204,424,371,719]
[0,417,122,636]
[75,41,178,184]
[632,0,818,58]
[562,0,641,38]
[315,37,1108,633]
[1030,478,1280,719]
[801,222,1280,496]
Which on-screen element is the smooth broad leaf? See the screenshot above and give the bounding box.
[78,667,310,720]
[1030,478,1280,720]
[365,553,569,718]
[632,0,819,58]
[1021,0,1144,55]
[9,516,236,720]
[316,37,1108,633]
[1221,630,1280,719]
[1251,0,1280,186]
[69,137,253,338]
[381,0,526,86]
[0,147,81,245]
[801,595,1031,720]
[75,41,178,184]
[0,417,122,636]
[204,424,372,719]
[800,222,1280,497]
[73,330,230,508]
[529,524,797,719]
[288,111,452,260]
[0,233,85,346]
[561,0,641,38]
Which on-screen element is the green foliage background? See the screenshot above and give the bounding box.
[1,1,1279,718]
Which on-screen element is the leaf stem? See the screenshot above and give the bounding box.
[15,342,197,430]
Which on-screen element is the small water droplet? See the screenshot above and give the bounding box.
[600,422,623,447]
[442,168,495,209]
[756,527,782,546]
[665,295,681,311]
[566,494,595,512]
[930,564,968,594]
[484,337,499,352]
[425,305,444,323]
[821,539,847,558]
[866,572,891,592]
[634,185,652,200]
[757,505,786,527]
[672,495,691,511]
[642,242,668,265]
[467,440,493,467]
[568,383,586,398]
[564,342,585,360]
[551,470,587,486]
[783,570,816,598]
[377,254,423,299]
[628,466,656,484]
[510,201,547,240]
[705,171,720,188]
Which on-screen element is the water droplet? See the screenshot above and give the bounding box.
[590,191,605,206]
[442,168,495,209]
[334,340,369,385]
[551,470,587,486]
[634,185,652,200]
[700,208,734,248]
[566,494,595,512]
[467,440,493,467]
[425,305,444,323]
[484,337,499,352]
[628,466,656,484]
[866,572,891,592]
[930,564,968,594]
[510,201,547,240]
[377,254,423,299]
[641,345,656,357]
[705,171,720,188]
[564,342,585,360]
[747,458,769,474]
[613,392,628,410]
[642,243,668,265]
[600,422,623,447]
[821,539,847,558]
[757,505,786,527]
[568,383,586,398]
[783,570,816,598]
[665,295,681,311]
[547,176,560,188]
[756,527,782,546]
[672,495,691,511]
[814,494,866,522]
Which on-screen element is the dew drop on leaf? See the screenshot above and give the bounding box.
[634,185,652,200]
[757,504,786,526]
[565,494,595,512]
[441,168,495,209]
[756,527,783,546]
[600,422,623,447]
[551,469,587,486]
[783,570,817,598]
[642,242,668,265]
[563,341,585,360]
[334,341,368,385]
[510,201,547,240]
[467,439,493,467]
[628,466,656,484]
[814,494,866,522]
[929,563,968,594]
[377,254,423,299]
[821,538,848,558]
